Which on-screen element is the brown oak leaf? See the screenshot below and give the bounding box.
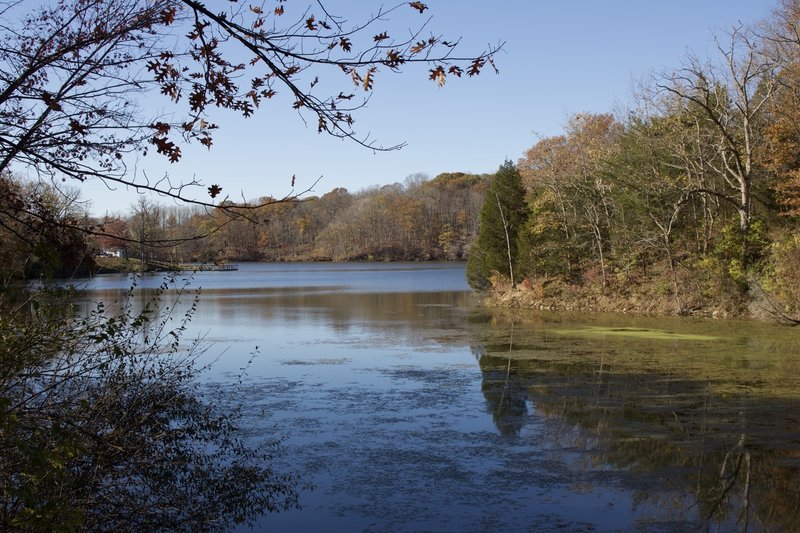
[208,184,222,198]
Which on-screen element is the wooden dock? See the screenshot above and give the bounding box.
[194,263,238,271]
[146,260,239,272]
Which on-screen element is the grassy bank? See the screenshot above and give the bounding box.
[93,256,156,274]
[480,270,759,321]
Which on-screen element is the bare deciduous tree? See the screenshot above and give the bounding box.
[0,0,501,215]
[655,25,778,237]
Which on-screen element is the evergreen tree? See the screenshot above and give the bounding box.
[467,161,528,289]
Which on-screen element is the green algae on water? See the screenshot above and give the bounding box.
[551,326,723,342]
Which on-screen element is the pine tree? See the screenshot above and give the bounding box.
[467,160,528,289]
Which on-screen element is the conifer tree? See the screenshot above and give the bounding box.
[467,161,528,289]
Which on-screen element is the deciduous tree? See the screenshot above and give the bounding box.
[0,0,501,220]
[655,25,777,248]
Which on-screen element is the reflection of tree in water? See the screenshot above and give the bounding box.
[471,312,800,532]
[472,344,529,437]
[557,370,800,531]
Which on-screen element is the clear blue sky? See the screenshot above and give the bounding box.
[83,0,777,215]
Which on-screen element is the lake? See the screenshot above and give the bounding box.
[78,262,800,532]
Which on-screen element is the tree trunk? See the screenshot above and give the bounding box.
[495,193,515,288]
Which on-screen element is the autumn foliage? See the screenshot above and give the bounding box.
[460,2,800,322]
[0,0,500,214]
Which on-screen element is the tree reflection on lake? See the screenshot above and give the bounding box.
[75,263,800,532]
[475,310,800,532]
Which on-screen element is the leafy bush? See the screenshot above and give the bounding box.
[758,233,800,321]
[711,219,769,287]
[0,276,298,531]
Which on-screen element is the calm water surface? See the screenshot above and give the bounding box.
[78,262,800,532]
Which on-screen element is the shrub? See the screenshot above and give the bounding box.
[0,275,298,531]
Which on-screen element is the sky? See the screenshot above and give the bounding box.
[78,0,778,215]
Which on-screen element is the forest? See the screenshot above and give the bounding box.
[0,170,490,283]
[466,5,800,322]
[97,171,489,264]
[6,1,800,323]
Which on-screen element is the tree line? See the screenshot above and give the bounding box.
[117,171,490,264]
[469,1,800,321]
[0,170,490,283]
[0,143,493,281]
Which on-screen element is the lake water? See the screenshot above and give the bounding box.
[78,262,800,532]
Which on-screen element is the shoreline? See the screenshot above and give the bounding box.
[477,276,792,324]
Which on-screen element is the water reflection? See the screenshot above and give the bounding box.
[73,265,800,531]
[472,332,530,437]
[473,310,800,531]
